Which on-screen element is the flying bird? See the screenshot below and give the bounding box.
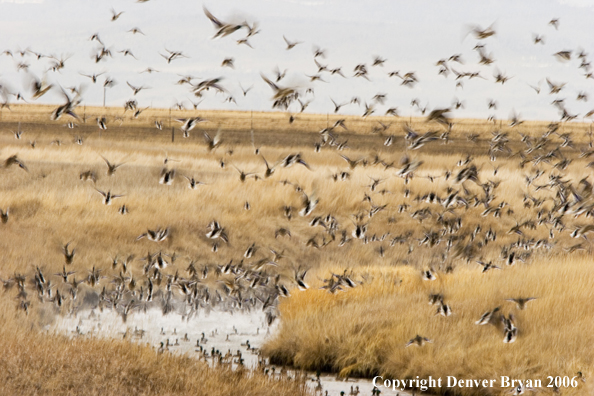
[127,81,151,95]
[203,6,245,39]
[95,189,124,205]
[283,36,302,50]
[110,8,124,21]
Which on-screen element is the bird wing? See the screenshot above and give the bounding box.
[203,6,223,28]
[100,155,112,168]
[260,74,279,91]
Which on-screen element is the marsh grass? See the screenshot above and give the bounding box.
[1,105,593,395]
[2,103,592,142]
[263,259,594,395]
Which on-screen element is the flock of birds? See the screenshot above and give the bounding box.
[0,6,593,122]
[0,3,592,396]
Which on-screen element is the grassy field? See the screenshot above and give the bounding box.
[2,103,592,139]
[0,104,593,395]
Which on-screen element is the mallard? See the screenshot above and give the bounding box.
[80,170,97,183]
[469,23,496,39]
[275,228,291,238]
[436,300,452,317]
[95,189,124,205]
[203,130,222,151]
[422,268,437,281]
[428,293,443,305]
[159,168,176,185]
[137,227,170,242]
[283,35,302,50]
[294,266,309,290]
[183,175,205,189]
[110,7,124,21]
[281,153,310,169]
[100,155,125,176]
[62,242,76,265]
[406,335,432,347]
[503,327,517,343]
[203,6,245,39]
[205,222,228,243]
[55,266,75,283]
[300,192,318,217]
[126,81,151,95]
[352,223,367,239]
[233,166,255,182]
[261,156,276,178]
[506,297,536,310]
[0,208,9,224]
[549,18,559,29]
[79,71,105,83]
[221,57,234,68]
[4,155,28,171]
[244,243,257,258]
[475,307,500,325]
[570,224,594,239]
[476,260,501,273]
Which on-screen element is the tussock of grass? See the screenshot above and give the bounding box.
[263,259,594,395]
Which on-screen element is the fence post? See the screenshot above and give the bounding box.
[171,127,175,142]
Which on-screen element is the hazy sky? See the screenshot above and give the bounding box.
[1,0,593,121]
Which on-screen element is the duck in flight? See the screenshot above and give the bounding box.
[95,189,124,205]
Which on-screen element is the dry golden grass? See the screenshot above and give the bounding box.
[263,258,594,395]
[0,300,309,396]
[1,103,592,142]
[1,105,593,395]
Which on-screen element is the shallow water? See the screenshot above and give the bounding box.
[53,308,409,396]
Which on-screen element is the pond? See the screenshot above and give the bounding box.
[52,307,409,396]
